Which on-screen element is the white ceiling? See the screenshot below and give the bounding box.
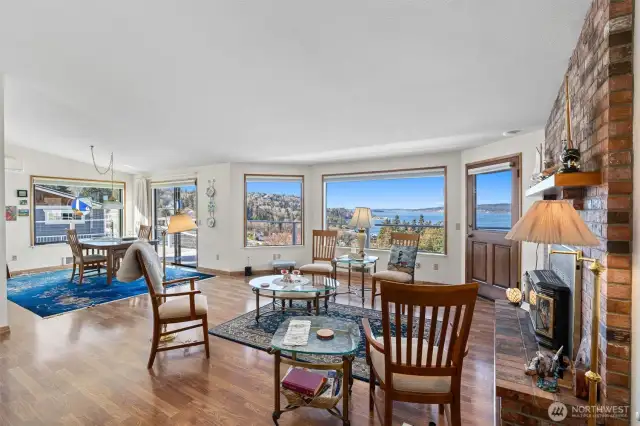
[0,1,591,172]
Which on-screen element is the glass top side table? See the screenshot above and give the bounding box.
[334,255,379,305]
[269,316,360,425]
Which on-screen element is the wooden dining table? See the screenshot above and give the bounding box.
[79,238,159,285]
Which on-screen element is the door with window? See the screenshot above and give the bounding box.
[466,156,520,300]
[153,181,197,268]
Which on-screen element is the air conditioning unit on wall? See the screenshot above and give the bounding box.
[5,156,23,173]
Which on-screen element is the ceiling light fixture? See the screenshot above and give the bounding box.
[90,145,123,210]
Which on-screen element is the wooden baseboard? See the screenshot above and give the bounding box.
[11,264,73,277]
[196,267,232,276]
[230,269,273,277]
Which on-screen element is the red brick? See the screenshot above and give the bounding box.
[607,314,631,329]
[607,342,630,359]
[605,283,631,299]
[610,0,632,18]
[606,356,631,374]
[606,135,632,150]
[609,105,632,120]
[606,196,631,210]
[609,74,633,90]
[604,254,631,269]
[609,90,632,104]
[606,371,630,388]
[606,269,631,284]
[607,181,633,194]
[609,120,632,136]
[606,226,631,240]
[607,299,631,315]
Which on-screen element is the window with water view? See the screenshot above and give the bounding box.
[245,175,303,247]
[324,169,446,254]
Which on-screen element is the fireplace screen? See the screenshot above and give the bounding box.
[535,293,554,338]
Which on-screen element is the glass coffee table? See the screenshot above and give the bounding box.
[249,275,340,322]
[270,316,360,425]
[334,255,378,304]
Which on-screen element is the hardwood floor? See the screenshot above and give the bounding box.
[0,275,496,425]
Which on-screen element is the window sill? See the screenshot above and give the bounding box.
[244,245,305,249]
[336,247,447,257]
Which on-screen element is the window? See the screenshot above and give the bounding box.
[152,180,198,267]
[244,175,304,247]
[469,165,513,231]
[32,176,125,245]
[323,168,446,254]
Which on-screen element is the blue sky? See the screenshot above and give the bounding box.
[246,172,511,209]
[475,171,512,205]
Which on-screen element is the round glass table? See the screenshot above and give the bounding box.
[249,275,340,321]
[333,255,378,304]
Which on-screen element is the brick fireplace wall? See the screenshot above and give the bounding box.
[544,0,633,413]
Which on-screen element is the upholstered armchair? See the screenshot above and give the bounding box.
[117,242,210,368]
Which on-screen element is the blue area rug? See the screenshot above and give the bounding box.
[209,301,440,382]
[8,267,214,318]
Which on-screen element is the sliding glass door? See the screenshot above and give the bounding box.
[153,183,197,268]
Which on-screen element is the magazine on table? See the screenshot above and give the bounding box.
[282,320,311,346]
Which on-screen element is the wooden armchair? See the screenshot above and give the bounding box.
[135,249,210,369]
[67,229,107,284]
[371,232,420,308]
[138,224,152,240]
[363,281,479,426]
[299,230,338,279]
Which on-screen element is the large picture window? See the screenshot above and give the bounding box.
[244,175,304,247]
[32,176,125,245]
[323,168,446,254]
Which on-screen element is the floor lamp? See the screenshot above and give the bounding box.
[505,200,602,426]
[160,212,197,342]
[162,212,198,280]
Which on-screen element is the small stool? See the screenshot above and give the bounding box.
[272,260,296,274]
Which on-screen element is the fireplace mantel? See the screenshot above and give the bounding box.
[525,171,602,197]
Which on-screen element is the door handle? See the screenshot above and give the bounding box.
[467,234,474,238]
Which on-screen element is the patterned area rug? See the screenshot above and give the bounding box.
[8,266,214,318]
[209,302,441,382]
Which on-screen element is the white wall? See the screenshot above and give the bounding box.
[631,12,640,423]
[460,129,544,279]
[310,152,463,284]
[4,144,135,271]
[0,76,7,327]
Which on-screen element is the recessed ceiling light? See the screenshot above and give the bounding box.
[502,130,522,137]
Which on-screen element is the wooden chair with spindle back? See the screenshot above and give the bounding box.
[371,232,420,309]
[67,229,107,285]
[363,281,479,426]
[134,247,210,369]
[138,224,152,240]
[299,230,338,279]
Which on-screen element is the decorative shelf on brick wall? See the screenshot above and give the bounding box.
[525,171,602,197]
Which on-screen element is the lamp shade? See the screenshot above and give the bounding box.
[505,200,599,246]
[167,213,197,234]
[348,207,374,229]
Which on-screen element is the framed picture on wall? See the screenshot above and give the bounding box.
[5,206,16,221]
[19,200,27,205]
[16,190,28,198]
[18,209,29,217]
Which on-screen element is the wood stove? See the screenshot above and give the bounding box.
[523,269,571,352]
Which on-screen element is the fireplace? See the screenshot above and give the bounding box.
[522,245,582,358]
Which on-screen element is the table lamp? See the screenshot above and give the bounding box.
[348,207,373,259]
[162,212,197,279]
[505,200,601,425]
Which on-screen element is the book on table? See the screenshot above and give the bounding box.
[281,367,341,399]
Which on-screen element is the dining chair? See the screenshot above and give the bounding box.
[299,230,338,279]
[138,224,152,240]
[117,241,210,369]
[371,232,420,309]
[66,229,107,284]
[363,281,479,426]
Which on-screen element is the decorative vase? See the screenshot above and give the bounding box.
[558,148,581,173]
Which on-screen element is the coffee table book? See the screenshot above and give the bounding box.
[282,368,326,397]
